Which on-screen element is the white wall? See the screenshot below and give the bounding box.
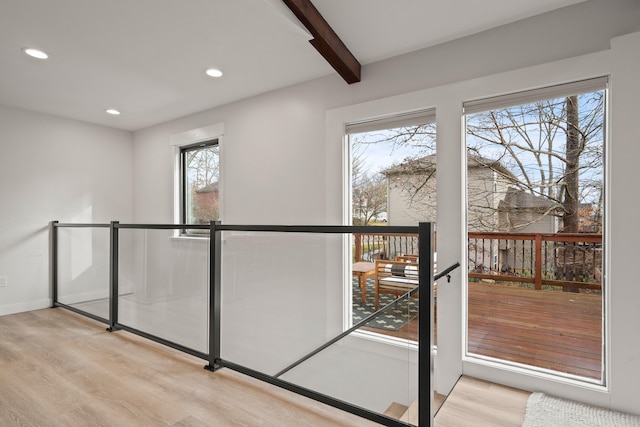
[128,0,640,414]
[133,0,640,226]
[0,105,133,315]
[607,31,640,414]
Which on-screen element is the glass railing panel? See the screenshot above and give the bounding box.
[219,230,423,425]
[280,294,420,426]
[219,231,345,375]
[117,228,209,354]
[57,226,110,319]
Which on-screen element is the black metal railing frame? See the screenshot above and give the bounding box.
[49,221,437,427]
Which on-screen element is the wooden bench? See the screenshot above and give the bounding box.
[374,259,419,310]
[396,254,419,263]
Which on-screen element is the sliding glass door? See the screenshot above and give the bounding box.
[464,78,607,384]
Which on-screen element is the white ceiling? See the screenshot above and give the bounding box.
[0,0,587,131]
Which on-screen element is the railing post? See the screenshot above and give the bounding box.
[107,221,120,332]
[418,222,434,427]
[49,221,59,307]
[535,234,542,290]
[354,233,362,262]
[205,220,222,372]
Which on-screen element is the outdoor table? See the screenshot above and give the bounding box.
[352,261,376,303]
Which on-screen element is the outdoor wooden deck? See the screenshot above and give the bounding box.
[367,283,602,381]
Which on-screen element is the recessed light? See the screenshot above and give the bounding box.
[105,109,121,115]
[205,68,223,78]
[22,47,49,59]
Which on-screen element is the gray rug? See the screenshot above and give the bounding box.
[352,278,418,331]
[523,393,640,427]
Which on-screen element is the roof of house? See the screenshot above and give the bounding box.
[196,182,219,193]
[383,153,515,179]
[498,187,557,210]
[382,154,436,176]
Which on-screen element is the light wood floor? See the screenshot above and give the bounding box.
[435,376,530,426]
[0,308,530,426]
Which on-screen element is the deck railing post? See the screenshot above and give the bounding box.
[107,221,120,332]
[418,222,434,427]
[49,221,59,307]
[354,233,362,261]
[206,220,222,371]
[535,234,543,290]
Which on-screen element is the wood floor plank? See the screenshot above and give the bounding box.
[0,308,380,427]
[435,376,530,427]
[0,308,541,427]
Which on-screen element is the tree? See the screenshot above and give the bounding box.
[351,147,387,225]
[562,95,580,232]
[186,145,220,223]
[350,123,437,225]
[466,91,605,232]
[186,145,219,191]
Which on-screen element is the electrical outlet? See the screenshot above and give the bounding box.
[0,276,6,287]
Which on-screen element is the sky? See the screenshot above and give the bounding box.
[351,128,432,175]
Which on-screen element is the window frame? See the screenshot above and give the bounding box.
[180,139,220,234]
[463,77,608,385]
[345,109,436,347]
[170,122,224,237]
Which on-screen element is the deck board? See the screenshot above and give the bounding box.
[367,282,603,381]
[468,283,602,380]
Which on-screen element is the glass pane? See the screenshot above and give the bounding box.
[117,229,209,353]
[185,143,219,232]
[349,119,437,346]
[219,230,423,425]
[352,236,421,342]
[350,122,436,227]
[465,89,605,382]
[219,231,344,374]
[284,341,419,423]
[57,226,110,319]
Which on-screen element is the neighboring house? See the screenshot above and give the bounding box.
[383,154,517,230]
[193,182,220,224]
[498,187,558,234]
[383,154,558,269]
[383,155,437,227]
[495,187,560,274]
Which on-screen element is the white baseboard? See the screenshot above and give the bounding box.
[57,284,134,306]
[57,290,109,305]
[0,284,134,317]
[0,299,52,316]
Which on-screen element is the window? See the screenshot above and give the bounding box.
[464,77,607,383]
[347,110,436,227]
[181,140,220,232]
[347,110,436,341]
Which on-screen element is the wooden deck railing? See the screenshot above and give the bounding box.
[354,231,602,291]
[468,231,602,291]
[353,233,420,262]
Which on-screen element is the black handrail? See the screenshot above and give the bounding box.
[53,222,418,234]
[435,262,461,282]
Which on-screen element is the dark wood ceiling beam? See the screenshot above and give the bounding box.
[281,0,361,84]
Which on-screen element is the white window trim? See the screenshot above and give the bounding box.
[170,123,225,237]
